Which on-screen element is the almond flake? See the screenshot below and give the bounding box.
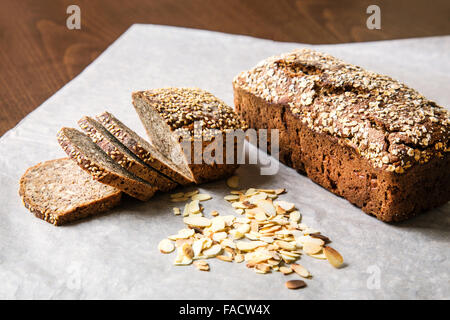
[216,255,233,262]
[234,254,244,263]
[291,263,311,278]
[193,260,210,271]
[175,238,194,248]
[255,199,276,216]
[244,233,259,241]
[273,200,295,212]
[184,190,199,197]
[297,235,325,246]
[170,228,195,240]
[254,264,271,273]
[289,211,301,223]
[212,232,227,242]
[279,266,293,275]
[210,217,226,232]
[174,249,193,265]
[183,216,211,228]
[224,195,239,201]
[221,239,236,249]
[303,242,323,255]
[323,246,344,268]
[222,215,236,226]
[248,192,268,203]
[192,239,206,257]
[192,193,212,201]
[274,240,296,251]
[280,254,296,263]
[173,207,181,215]
[236,241,266,252]
[230,229,244,240]
[309,252,327,260]
[232,201,247,209]
[236,217,251,224]
[211,210,219,216]
[181,243,194,259]
[202,244,222,258]
[260,236,274,244]
[158,239,175,254]
[236,223,251,234]
[245,188,258,196]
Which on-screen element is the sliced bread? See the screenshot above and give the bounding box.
[57,127,157,201]
[78,116,178,192]
[132,88,247,184]
[96,111,194,185]
[19,158,122,226]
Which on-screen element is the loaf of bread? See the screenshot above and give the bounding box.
[19,158,122,226]
[132,88,247,184]
[233,49,450,222]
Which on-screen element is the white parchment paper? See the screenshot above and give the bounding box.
[0,24,448,299]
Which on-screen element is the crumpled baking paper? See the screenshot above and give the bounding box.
[0,24,448,299]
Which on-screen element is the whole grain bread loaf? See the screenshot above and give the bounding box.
[96,111,194,185]
[19,158,122,226]
[132,88,247,184]
[78,116,177,192]
[57,127,157,201]
[233,49,450,222]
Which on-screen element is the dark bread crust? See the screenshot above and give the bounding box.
[234,86,450,222]
[19,158,122,226]
[78,116,177,192]
[57,128,157,201]
[96,111,193,185]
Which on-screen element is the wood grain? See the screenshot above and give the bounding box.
[0,0,449,136]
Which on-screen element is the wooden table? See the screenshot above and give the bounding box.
[1,0,449,137]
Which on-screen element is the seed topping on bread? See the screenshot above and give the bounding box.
[141,88,247,140]
[233,49,449,173]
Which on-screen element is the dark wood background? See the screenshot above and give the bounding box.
[1,0,449,137]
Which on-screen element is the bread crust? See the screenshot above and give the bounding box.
[19,158,122,226]
[78,116,177,192]
[96,111,194,185]
[57,128,157,201]
[234,85,450,222]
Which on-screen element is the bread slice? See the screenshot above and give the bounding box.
[57,127,157,201]
[132,88,247,184]
[96,111,194,185]
[19,158,122,226]
[78,116,178,192]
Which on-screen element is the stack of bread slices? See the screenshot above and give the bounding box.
[19,88,247,226]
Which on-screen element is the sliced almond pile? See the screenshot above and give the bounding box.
[160,185,344,289]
